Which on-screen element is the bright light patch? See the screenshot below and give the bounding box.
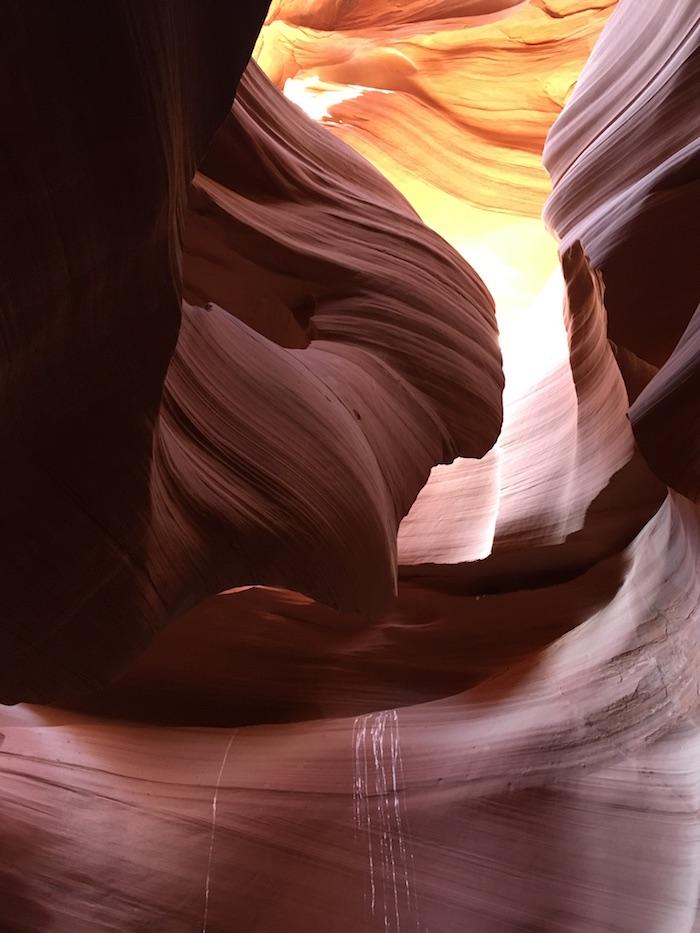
[283,75,391,124]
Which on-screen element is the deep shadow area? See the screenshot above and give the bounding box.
[66,545,629,727]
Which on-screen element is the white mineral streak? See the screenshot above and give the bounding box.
[202,732,237,933]
[354,710,421,931]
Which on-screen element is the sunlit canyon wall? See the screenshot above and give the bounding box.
[0,1,699,931]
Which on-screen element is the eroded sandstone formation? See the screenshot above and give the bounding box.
[0,0,698,930]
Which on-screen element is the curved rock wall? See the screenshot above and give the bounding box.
[0,1,698,930]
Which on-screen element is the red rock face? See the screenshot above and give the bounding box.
[0,1,698,931]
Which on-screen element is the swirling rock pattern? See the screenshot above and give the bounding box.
[257,0,615,216]
[1,0,699,931]
[0,13,502,703]
[544,0,700,497]
[2,493,700,931]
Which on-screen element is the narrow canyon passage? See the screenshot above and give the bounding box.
[0,1,698,931]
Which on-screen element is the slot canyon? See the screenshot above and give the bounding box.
[0,0,699,930]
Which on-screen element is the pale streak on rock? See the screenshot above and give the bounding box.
[202,732,236,933]
[354,710,420,931]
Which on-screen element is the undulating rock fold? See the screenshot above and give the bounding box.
[0,0,271,703]
[544,0,700,494]
[0,11,504,704]
[544,0,700,366]
[256,0,615,217]
[3,493,700,930]
[1,0,699,930]
[151,59,505,634]
[630,304,700,500]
